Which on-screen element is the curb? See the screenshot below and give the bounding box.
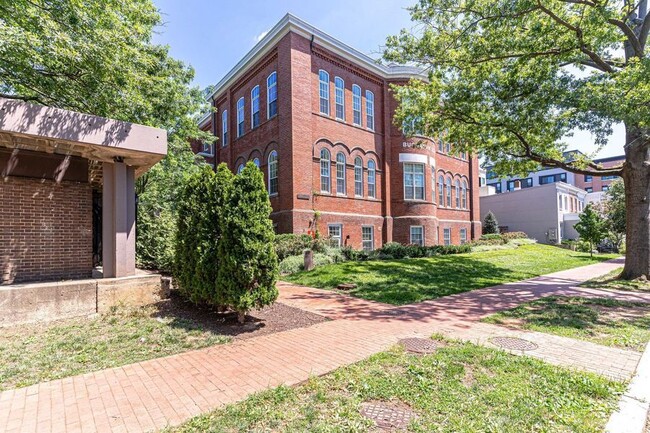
[606,341,650,433]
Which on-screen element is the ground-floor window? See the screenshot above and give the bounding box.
[328,224,342,248]
[443,228,451,245]
[410,226,424,246]
[460,228,467,244]
[362,226,374,251]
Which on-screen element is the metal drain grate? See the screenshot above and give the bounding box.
[360,401,416,430]
[489,336,538,351]
[399,338,438,354]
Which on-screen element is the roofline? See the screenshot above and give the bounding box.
[593,154,625,164]
[207,13,426,102]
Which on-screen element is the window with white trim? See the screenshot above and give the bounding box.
[202,141,213,155]
[410,226,424,246]
[460,228,467,244]
[354,156,363,196]
[336,152,346,195]
[445,177,452,207]
[462,180,468,209]
[251,85,260,128]
[320,148,331,193]
[237,97,245,137]
[328,224,342,248]
[221,110,228,146]
[367,159,376,198]
[362,226,374,251]
[319,70,330,115]
[352,84,362,125]
[404,163,425,200]
[365,90,375,130]
[267,72,277,118]
[443,228,451,245]
[455,179,461,208]
[438,175,444,204]
[268,151,278,195]
[335,77,345,120]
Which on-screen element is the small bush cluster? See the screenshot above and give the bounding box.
[371,242,471,259]
[502,231,528,240]
[273,234,329,260]
[278,246,345,274]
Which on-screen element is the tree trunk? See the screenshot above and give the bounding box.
[621,130,650,280]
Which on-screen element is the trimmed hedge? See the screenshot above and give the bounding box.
[341,242,471,262]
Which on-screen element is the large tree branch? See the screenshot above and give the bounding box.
[640,10,650,50]
[608,18,644,56]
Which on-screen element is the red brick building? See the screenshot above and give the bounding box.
[573,155,625,193]
[194,14,481,249]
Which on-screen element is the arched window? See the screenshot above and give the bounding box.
[251,85,260,128]
[367,159,376,198]
[438,175,444,205]
[320,148,331,193]
[445,177,452,207]
[267,72,278,118]
[455,179,461,208]
[354,156,363,196]
[236,97,245,137]
[365,90,375,130]
[268,151,278,195]
[462,180,468,209]
[335,77,345,120]
[336,152,346,195]
[352,84,362,126]
[319,70,330,115]
[221,110,228,146]
[237,163,245,174]
[252,158,260,168]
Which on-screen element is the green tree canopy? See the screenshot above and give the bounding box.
[574,204,608,257]
[385,0,650,278]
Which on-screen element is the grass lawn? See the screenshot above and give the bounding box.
[285,244,618,305]
[0,305,229,391]
[168,340,624,433]
[483,296,650,351]
[581,267,650,292]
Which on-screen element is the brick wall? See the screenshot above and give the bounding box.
[0,177,92,284]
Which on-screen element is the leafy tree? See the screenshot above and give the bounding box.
[385,1,650,279]
[217,163,279,323]
[483,211,500,235]
[574,205,608,257]
[603,180,626,251]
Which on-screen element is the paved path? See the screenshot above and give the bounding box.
[1,258,648,433]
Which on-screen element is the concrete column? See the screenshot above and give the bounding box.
[102,161,136,278]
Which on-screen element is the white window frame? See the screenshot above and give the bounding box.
[404,163,425,201]
[362,226,374,251]
[367,159,376,198]
[328,224,343,248]
[236,97,245,138]
[319,70,330,115]
[445,177,452,207]
[410,226,424,246]
[268,151,278,196]
[336,152,346,195]
[267,71,277,119]
[462,180,468,209]
[334,77,345,120]
[352,84,362,126]
[460,228,467,244]
[354,156,363,197]
[320,148,331,193]
[438,175,444,205]
[251,85,260,129]
[455,179,461,208]
[365,90,375,130]
[237,163,244,174]
[443,228,451,246]
[221,110,228,146]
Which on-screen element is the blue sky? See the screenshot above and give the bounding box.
[152,0,624,158]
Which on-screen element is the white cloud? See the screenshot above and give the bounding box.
[254,30,269,43]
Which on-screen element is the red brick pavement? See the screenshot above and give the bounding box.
[1,257,648,433]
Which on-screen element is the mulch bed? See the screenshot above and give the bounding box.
[152,292,329,340]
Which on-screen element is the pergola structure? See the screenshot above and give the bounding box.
[0,97,167,284]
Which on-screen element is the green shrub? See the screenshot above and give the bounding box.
[274,234,312,260]
[472,237,507,246]
[279,252,338,274]
[502,231,528,240]
[575,240,593,253]
[480,234,503,240]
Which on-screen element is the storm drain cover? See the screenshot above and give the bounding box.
[360,401,416,430]
[399,338,438,354]
[489,336,538,351]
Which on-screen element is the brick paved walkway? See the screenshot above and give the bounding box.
[1,257,648,433]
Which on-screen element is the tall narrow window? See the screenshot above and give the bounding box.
[320,148,331,193]
[410,226,424,246]
[455,179,461,208]
[237,163,245,174]
[328,224,342,248]
[335,77,345,120]
[336,152,346,195]
[462,180,468,209]
[268,151,278,195]
[319,70,330,115]
[221,110,228,146]
[252,158,260,168]
[404,163,425,200]
[460,228,467,244]
[365,90,375,130]
[445,177,452,207]
[362,226,374,251]
[352,85,362,126]
[438,175,444,204]
[237,97,245,137]
[251,86,260,128]
[443,228,451,245]
[267,72,277,118]
[354,156,363,196]
[367,160,376,198]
